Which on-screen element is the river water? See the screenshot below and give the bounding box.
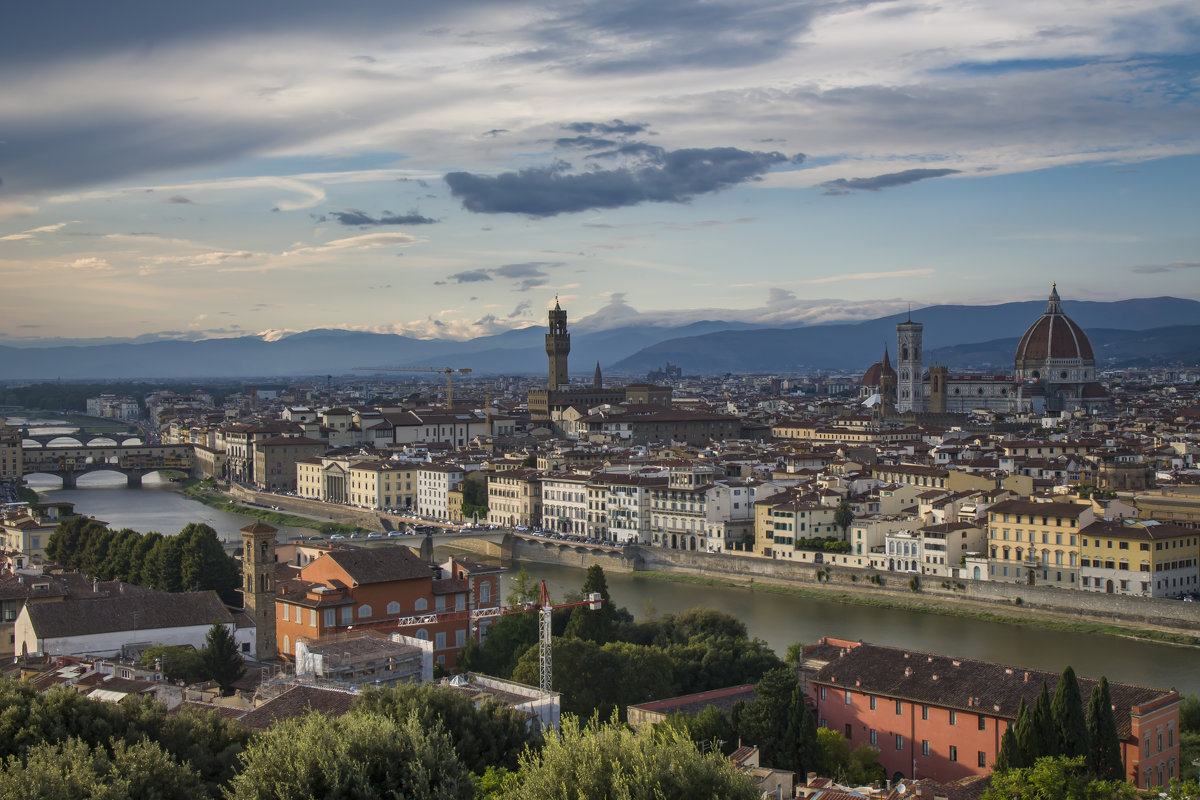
[22,474,1200,696]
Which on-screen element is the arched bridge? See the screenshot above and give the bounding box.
[21,432,144,448]
[21,443,194,488]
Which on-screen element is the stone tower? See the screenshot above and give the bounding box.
[929,365,948,414]
[878,345,897,417]
[896,311,924,413]
[241,521,277,660]
[546,298,570,391]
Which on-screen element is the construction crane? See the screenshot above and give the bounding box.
[353,365,472,408]
[348,580,600,694]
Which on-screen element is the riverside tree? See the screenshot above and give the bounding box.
[1085,676,1124,781]
[1052,665,1090,758]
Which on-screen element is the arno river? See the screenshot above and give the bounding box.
[25,473,1200,697]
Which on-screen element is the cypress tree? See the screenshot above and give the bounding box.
[1052,665,1090,758]
[1032,679,1058,758]
[994,724,1022,772]
[1014,696,1037,764]
[796,697,823,777]
[1086,676,1124,780]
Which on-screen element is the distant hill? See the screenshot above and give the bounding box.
[608,297,1200,374]
[0,297,1195,380]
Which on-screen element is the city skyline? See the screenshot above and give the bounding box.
[2,0,1198,344]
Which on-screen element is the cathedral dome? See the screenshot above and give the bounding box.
[1014,284,1094,363]
[861,348,897,387]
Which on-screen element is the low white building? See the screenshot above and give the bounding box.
[14,589,241,659]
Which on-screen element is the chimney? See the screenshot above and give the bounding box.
[905,667,912,677]
[1024,672,1030,682]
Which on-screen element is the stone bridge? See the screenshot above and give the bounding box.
[21,432,144,448]
[21,443,195,488]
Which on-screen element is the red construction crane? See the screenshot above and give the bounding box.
[347,580,599,694]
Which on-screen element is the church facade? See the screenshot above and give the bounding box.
[862,285,1109,416]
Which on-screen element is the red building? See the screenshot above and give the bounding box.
[275,547,500,670]
[808,638,1180,789]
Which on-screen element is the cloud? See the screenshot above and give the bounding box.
[562,120,649,136]
[820,168,961,195]
[1132,261,1200,274]
[445,146,797,216]
[0,221,68,241]
[166,195,194,204]
[555,135,617,150]
[329,209,439,226]
[509,300,532,317]
[0,201,39,220]
[442,261,565,290]
[68,256,113,271]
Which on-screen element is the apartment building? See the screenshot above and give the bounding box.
[541,473,590,535]
[417,464,465,521]
[1079,518,1199,597]
[252,435,327,492]
[346,460,418,511]
[587,473,666,544]
[986,498,1093,587]
[487,469,542,528]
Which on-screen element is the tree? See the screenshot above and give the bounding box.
[1086,676,1124,781]
[1014,696,1037,765]
[1180,694,1200,733]
[353,682,541,774]
[981,755,1137,800]
[139,644,210,684]
[226,711,472,800]
[1052,666,1090,759]
[730,667,798,769]
[563,566,617,644]
[507,567,538,605]
[784,641,805,668]
[834,499,855,538]
[996,723,1024,772]
[1032,680,1059,759]
[0,737,206,800]
[498,715,760,800]
[201,624,245,694]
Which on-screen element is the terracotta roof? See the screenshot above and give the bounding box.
[320,546,432,585]
[24,590,233,639]
[237,685,357,730]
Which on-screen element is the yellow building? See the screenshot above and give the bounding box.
[986,499,1093,587]
[1079,519,1199,598]
[486,469,542,528]
[754,490,839,559]
[0,423,23,479]
[347,461,418,511]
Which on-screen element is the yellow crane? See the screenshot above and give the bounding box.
[353,365,472,408]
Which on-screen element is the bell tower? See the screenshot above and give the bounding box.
[546,298,570,391]
[896,309,924,413]
[241,521,278,659]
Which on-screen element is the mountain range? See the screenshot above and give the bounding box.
[0,297,1197,380]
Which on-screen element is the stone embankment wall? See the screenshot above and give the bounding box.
[225,485,387,531]
[510,539,1200,633]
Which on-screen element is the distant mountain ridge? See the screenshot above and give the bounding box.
[0,297,1196,380]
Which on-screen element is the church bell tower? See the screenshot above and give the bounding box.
[896,311,924,413]
[241,521,278,660]
[546,298,570,391]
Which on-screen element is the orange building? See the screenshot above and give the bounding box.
[808,638,1180,789]
[275,547,500,670]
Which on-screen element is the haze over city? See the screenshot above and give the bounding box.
[2,0,1199,345]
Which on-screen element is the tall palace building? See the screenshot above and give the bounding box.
[862,284,1109,415]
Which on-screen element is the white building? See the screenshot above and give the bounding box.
[417,464,465,521]
[541,474,591,535]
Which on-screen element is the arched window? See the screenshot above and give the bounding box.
[416,628,429,641]
[387,601,401,615]
[358,604,372,618]
[414,597,428,612]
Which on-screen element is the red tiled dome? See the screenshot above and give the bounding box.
[1014,284,1094,363]
[861,347,897,387]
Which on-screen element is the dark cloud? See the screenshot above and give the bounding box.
[509,300,532,317]
[482,128,509,137]
[441,262,563,290]
[555,135,617,150]
[586,142,666,160]
[562,120,649,135]
[820,168,961,195]
[329,209,438,226]
[166,195,194,204]
[445,147,797,216]
[1132,261,1200,274]
[446,269,493,283]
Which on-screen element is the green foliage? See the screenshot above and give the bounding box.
[1032,680,1058,760]
[0,736,206,800]
[507,567,538,605]
[458,613,538,679]
[1180,694,1200,733]
[1052,666,1089,759]
[563,566,617,644]
[730,668,797,768]
[784,641,805,668]
[202,624,245,693]
[815,727,884,786]
[909,575,921,592]
[834,499,855,536]
[981,755,1138,800]
[1085,677,1123,781]
[226,711,472,800]
[462,475,489,518]
[353,683,541,774]
[497,715,760,800]
[655,706,735,755]
[996,723,1024,772]
[139,644,209,684]
[795,537,852,553]
[45,518,240,604]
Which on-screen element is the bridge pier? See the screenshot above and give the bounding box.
[126,472,142,488]
[62,472,76,490]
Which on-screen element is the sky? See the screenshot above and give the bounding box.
[2,0,1199,344]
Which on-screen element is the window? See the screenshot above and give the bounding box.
[949,745,958,762]
[870,729,877,746]
[846,724,853,739]
[324,609,335,626]
[895,699,903,715]
[979,716,987,731]
[416,628,429,641]
[949,710,957,725]
[870,696,877,710]
[978,751,987,768]
[922,705,929,720]
[309,609,317,626]
[283,635,289,654]
[845,690,852,705]
[456,629,466,648]
[358,604,372,618]
[415,597,428,612]
[896,734,904,751]
[340,607,352,624]
[820,687,827,701]
[922,740,930,756]
[480,582,491,604]
[387,601,401,615]
[281,604,289,622]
